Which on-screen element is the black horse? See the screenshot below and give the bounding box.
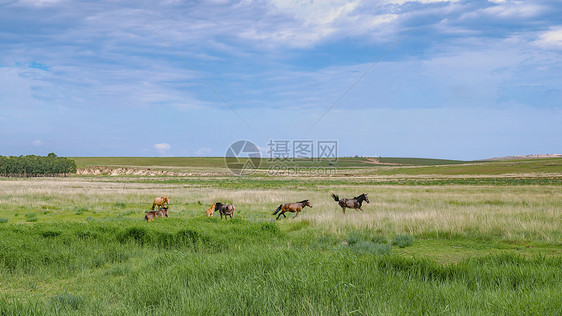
[331,193,369,214]
[215,202,235,220]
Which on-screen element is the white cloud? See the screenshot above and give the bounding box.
[461,1,545,20]
[534,27,562,50]
[194,147,212,156]
[238,0,399,48]
[32,140,42,146]
[154,143,171,156]
[17,0,64,7]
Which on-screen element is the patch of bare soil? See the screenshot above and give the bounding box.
[361,158,401,165]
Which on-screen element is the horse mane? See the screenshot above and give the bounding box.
[298,199,309,203]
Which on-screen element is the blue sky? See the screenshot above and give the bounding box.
[1,0,561,160]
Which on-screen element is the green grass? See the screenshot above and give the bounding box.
[374,158,562,176]
[0,159,560,314]
[0,219,560,315]
[69,157,562,178]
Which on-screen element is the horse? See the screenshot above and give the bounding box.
[331,193,369,214]
[215,203,235,220]
[206,203,216,217]
[273,200,312,220]
[159,206,169,218]
[152,197,170,210]
[145,209,164,222]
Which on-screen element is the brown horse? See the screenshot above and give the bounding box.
[331,193,369,214]
[206,203,216,217]
[145,206,169,222]
[273,200,312,220]
[152,197,170,210]
[215,203,235,220]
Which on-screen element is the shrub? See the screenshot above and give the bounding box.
[50,293,83,311]
[352,241,392,255]
[118,227,149,244]
[41,231,61,238]
[392,234,414,248]
[0,218,8,224]
[371,235,388,244]
[347,231,363,246]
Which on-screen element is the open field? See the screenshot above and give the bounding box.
[1,158,561,314]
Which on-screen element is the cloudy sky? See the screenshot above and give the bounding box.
[1,0,561,160]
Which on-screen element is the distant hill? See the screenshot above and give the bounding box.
[484,154,562,161]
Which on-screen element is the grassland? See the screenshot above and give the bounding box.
[0,158,561,314]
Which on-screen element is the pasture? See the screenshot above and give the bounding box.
[0,158,561,315]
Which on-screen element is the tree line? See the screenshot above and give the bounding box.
[0,153,77,177]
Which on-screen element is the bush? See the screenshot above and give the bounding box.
[392,234,414,248]
[50,293,83,311]
[347,232,363,246]
[0,218,8,224]
[371,235,388,244]
[352,241,392,255]
[118,227,149,245]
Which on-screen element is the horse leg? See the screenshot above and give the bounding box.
[276,212,282,220]
[341,206,346,214]
[293,211,299,218]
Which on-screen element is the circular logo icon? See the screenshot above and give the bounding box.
[225,140,262,175]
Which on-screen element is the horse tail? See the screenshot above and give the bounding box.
[331,194,339,202]
[273,205,282,215]
[151,201,155,210]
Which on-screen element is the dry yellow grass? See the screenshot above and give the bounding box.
[0,177,560,242]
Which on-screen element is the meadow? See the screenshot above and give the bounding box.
[0,158,561,315]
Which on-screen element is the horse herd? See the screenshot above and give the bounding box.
[145,193,370,222]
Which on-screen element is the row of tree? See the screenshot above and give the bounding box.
[0,153,77,177]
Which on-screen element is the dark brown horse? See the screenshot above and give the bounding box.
[273,200,312,220]
[331,193,369,214]
[159,206,169,218]
[215,203,235,220]
[145,206,168,222]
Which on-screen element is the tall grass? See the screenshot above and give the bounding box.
[0,177,560,314]
[0,219,560,315]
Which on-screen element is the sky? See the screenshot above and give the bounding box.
[1,0,561,160]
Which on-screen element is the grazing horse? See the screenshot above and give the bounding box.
[215,203,235,220]
[273,200,312,220]
[206,203,216,217]
[152,197,170,210]
[145,209,164,222]
[331,193,369,214]
[159,206,169,218]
